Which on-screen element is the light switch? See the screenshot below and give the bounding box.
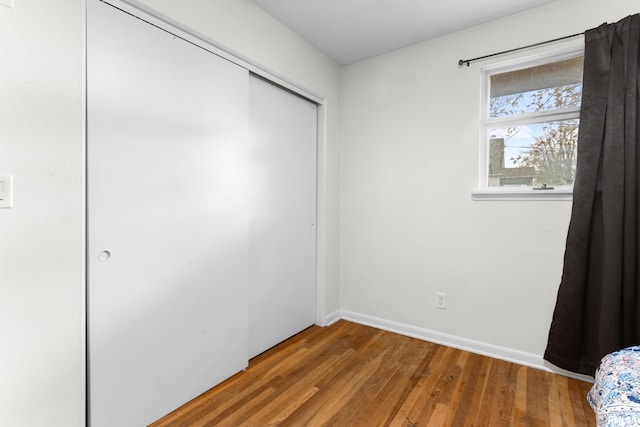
[0,174,13,208]
[0,0,14,9]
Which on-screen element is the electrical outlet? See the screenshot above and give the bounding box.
[436,292,447,309]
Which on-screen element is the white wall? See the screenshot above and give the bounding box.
[340,0,638,370]
[0,1,85,426]
[0,0,340,426]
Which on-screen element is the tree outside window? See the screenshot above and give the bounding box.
[484,55,583,189]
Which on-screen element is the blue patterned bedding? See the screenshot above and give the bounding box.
[588,346,640,426]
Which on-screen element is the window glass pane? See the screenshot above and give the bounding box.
[489,57,583,118]
[488,119,579,187]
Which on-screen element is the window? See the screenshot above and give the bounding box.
[476,48,584,199]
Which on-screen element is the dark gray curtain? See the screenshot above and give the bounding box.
[544,14,640,376]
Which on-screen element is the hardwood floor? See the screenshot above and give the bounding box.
[151,320,595,426]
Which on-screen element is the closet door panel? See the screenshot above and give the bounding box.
[87,1,248,426]
[249,76,317,358]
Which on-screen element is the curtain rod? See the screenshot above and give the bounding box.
[458,32,584,67]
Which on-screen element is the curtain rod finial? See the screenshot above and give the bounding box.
[458,59,470,67]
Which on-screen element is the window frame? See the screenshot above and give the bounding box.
[473,43,584,201]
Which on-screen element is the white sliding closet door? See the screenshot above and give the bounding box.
[87,1,249,426]
[249,76,317,358]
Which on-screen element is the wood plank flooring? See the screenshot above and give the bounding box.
[151,320,595,426]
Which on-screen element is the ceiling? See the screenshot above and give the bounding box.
[251,0,557,65]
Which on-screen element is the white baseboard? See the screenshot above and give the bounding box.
[324,310,341,326]
[334,309,593,383]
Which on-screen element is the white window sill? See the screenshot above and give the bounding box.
[471,188,573,201]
